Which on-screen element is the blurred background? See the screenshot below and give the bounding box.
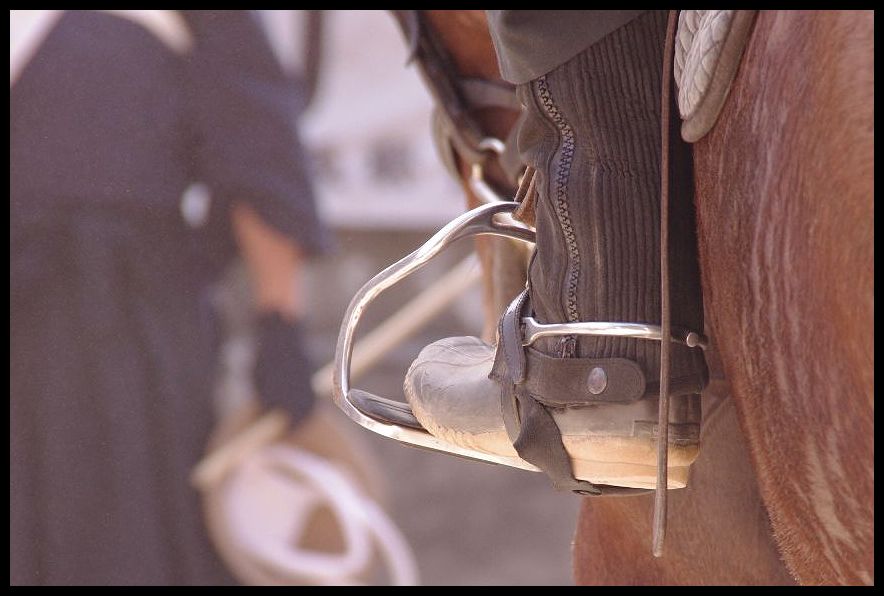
[11,10,581,586]
[261,10,583,585]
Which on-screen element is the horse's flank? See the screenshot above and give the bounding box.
[693,10,874,584]
[573,355,795,585]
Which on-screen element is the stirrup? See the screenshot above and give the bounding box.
[333,202,539,472]
[332,202,707,476]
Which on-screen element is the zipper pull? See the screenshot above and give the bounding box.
[513,166,537,227]
[559,336,577,358]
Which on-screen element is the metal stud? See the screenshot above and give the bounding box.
[587,367,608,395]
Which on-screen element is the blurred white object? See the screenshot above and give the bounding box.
[195,404,419,586]
[220,445,419,585]
[10,10,60,83]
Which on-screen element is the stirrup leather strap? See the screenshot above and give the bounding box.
[653,10,680,557]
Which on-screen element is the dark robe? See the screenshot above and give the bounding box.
[10,10,329,585]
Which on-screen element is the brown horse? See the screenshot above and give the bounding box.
[403,10,873,586]
[689,10,874,584]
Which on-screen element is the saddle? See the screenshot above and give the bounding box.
[674,11,757,142]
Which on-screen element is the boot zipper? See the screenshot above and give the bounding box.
[534,76,580,358]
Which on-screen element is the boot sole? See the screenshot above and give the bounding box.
[405,381,697,490]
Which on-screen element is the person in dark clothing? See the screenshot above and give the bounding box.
[10,10,329,585]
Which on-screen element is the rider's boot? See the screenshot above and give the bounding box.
[404,11,708,492]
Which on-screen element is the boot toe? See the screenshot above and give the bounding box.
[403,337,699,489]
[404,337,516,455]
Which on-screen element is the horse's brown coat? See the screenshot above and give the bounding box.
[573,347,795,585]
[692,10,874,585]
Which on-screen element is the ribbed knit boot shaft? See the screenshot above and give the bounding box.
[516,10,706,390]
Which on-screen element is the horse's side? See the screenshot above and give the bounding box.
[576,10,874,585]
[690,10,874,584]
[573,371,796,584]
[408,10,873,585]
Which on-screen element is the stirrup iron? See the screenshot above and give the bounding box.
[333,202,539,472]
[332,201,707,478]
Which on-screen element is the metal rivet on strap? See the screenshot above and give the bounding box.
[587,367,608,395]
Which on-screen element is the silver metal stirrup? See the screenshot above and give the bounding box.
[333,201,539,472]
[331,201,707,474]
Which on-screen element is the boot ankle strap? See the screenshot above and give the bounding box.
[491,290,708,406]
[490,290,602,494]
[490,290,664,495]
[489,289,706,496]
[523,350,646,405]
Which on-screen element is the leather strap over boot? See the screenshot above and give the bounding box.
[489,289,706,495]
[492,290,605,494]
